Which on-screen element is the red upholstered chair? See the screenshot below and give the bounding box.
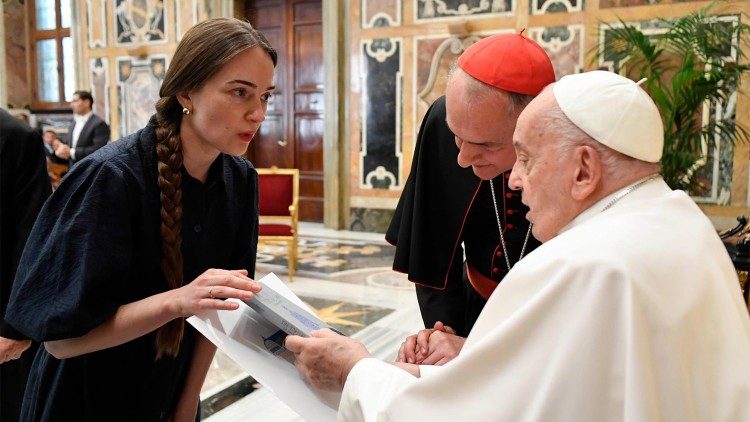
[257,167,299,281]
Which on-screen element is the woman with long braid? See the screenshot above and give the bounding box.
[6,18,276,421]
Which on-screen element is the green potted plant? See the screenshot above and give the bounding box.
[597,4,750,194]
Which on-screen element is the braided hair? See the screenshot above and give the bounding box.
[153,18,276,358]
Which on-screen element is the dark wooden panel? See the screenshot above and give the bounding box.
[294,115,324,173]
[250,18,285,116]
[294,92,324,112]
[247,114,293,168]
[299,173,323,222]
[298,197,324,222]
[293,1,322,23]
[293,24,323,89]
[299,176,323,196]
[256,27,283,56]
[251,2,283,27]
[265,93,284,114]
[254,27,285,81]
[299,173,324,222]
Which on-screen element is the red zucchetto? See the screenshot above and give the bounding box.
[458,32,556,95]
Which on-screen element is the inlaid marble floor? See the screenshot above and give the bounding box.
[199,223,424,421]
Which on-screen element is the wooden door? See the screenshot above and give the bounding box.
[244,0,324,222]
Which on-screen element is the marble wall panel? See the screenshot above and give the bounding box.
[114,0,167,45]
[175,0,199,41]
[691,88,737,205]
[362,0,401,28]
[86,0,108,48]
[692,15,740,205]
[360,38,403,190]
[530,0,582,15]
[414,36,472,111]
[203,0,220,18]
[4,0,28,108]
[116,55,166,136]
[415,0,513,21]
[90,57,110,125]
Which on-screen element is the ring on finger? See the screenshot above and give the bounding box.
[209,286,215,299]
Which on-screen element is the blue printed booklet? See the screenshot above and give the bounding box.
[244,278,328,337]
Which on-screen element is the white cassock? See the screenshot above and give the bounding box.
[339,179,750,421]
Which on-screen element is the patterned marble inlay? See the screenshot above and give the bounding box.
[362,0,402,28]
[530,0,582,15]
[257,237,396,274]
[116,55,166,136]
[527,25,584,78]
[360,38,403,190]
[299,296,395,336]
[415,0,512,22]
[598,15,740,204]
[350,207,396,233]
[114,0,167,45]
[89,58,110,125]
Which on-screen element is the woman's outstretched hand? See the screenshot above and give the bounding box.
[169,268,261,317]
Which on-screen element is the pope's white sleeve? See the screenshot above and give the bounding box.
[337,358,421,422]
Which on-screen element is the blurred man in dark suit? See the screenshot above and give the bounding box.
[53,90,110,165]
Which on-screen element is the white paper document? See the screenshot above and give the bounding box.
[187,273,339,421]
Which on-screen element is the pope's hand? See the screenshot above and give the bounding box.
[285,329,371,392]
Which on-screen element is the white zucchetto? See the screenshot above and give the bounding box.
[553,70,664,163]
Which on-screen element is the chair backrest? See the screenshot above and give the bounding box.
[257,167,299,217]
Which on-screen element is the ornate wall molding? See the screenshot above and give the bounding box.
[530,0,582,15]
[362,0,402,28]
[114,0,167,46]
[527,25,584,78]
[89,57,110,125]
[414,0,513,22]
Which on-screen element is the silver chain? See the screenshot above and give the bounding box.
[489,179,532,272]
[600,174,661,212]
